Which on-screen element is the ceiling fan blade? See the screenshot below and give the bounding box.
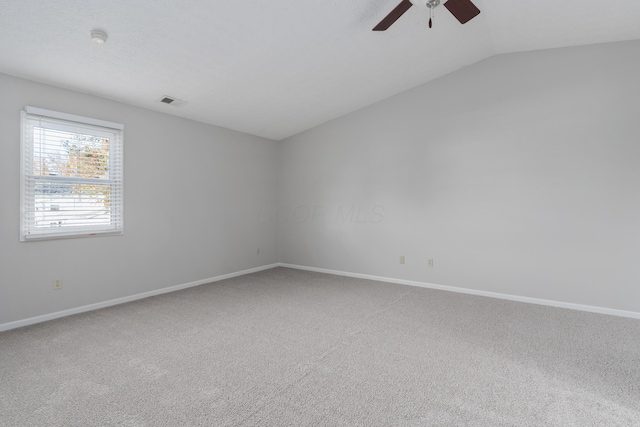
[444,0,480,24]
[373,0,413,31]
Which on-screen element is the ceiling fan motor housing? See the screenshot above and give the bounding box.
[409,0,440,8]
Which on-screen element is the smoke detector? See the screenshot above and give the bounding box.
[89,30,108,44]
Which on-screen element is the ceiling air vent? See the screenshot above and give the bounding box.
[158,96,187,107]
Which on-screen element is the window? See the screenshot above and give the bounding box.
[20,107,124,241]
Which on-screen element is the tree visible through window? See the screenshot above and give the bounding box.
[21,107,123,240]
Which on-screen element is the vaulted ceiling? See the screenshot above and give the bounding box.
[1,0,639,140]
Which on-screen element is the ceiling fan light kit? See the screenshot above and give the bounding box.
[426,0,440,28]
[373,0,480,31]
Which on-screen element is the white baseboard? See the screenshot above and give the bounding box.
[4,262,638,333]
[279,263,640,320]
[0,263,280,333]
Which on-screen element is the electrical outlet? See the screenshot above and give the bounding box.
[53,279,62,290]
[257,248,260,255]
[428,259,434,267]
[400,255,405,265]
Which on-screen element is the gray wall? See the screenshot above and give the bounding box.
[0,74,278,325]
[278,40,640,313]
[2,40,639,326]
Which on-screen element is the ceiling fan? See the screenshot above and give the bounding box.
[373,0,480,31]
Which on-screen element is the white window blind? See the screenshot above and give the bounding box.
[20,107,124,241]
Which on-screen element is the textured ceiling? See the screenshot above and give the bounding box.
[1,0,640,140]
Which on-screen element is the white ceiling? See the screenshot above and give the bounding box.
[1,1,640,140]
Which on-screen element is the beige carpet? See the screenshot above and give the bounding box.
[1,267,639,426]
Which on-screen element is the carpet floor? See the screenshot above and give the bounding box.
[1,267,639,426]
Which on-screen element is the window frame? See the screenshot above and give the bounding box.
[20,106,124,241]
